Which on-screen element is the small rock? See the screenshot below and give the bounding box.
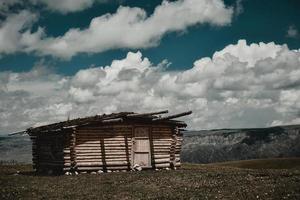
[74,171,79,175]
[107,170,112,173]
[65,172,70,175]
[133,164,142,171]
[165,167,170,170]
[97,170,103,174]
[90,171,97,175]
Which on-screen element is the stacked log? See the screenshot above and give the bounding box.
[175,129,183,167]
[32,133,66,173]
[151,126,173,168]
[30,135,38,170]
[169,128,177,168]
[63,129,72,171]
[74,126,132,171]
[30,123,184,173]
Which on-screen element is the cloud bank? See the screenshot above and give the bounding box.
[0,0,233,58]
[0,0,106,14]
[1,40,300,134]
[36,0,97,13]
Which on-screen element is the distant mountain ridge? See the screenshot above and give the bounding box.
[1,125,300,164]
[0,135,31,163]
[182,125,300,163]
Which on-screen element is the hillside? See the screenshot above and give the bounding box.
[182,125,300,163]
[1,158,300,200]
[0,135,31,163]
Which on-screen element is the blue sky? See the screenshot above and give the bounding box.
[1,0,299,74]
[0,0,300,134]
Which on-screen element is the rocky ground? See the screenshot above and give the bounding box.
[1,158,300,200]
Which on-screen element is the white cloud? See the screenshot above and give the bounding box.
[6,0,233,58]
[0,10,43,55]
[0,64,71,133]
[0,0,107,14]
[37,0,96,13]
[1,40,300,134]
[69,87,96,103]
[235,0,244,16]
[286,25,299,39]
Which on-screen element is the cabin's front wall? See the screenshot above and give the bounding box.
[75,125,132,171]
[72,123,182,172]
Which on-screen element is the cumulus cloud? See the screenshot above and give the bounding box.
[0,0,233,58]
[0,10,44,55]
[286,25,299,39]
[31,0,102,13]
[1,40,300,134]
[0,64,71,134]
[0,0,107,14]
[32,0,233,58]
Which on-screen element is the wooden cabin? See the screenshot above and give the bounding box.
[26,110,192,174]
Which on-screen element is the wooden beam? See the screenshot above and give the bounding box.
[152,111,192,121]
[101,118,123,123]
[127,110,168,117]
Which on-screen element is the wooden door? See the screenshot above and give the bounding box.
[132,127,151,168]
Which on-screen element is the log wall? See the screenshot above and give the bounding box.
[74,125,132,171]
[31,123,183,173]
[30,135,37,170]
[31,130,72,173]
[151,126,182,168]
[175,128,183,168]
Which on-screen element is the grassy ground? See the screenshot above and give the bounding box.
[1,158,300,200]
[208,157,300,169]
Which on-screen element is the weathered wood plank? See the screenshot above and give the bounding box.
[76,161,129,166]
[154,163,170,168]
[75,150,131,154]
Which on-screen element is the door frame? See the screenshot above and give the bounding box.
[131,126,152,168]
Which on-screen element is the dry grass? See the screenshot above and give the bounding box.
[208,157,300,169]
[1,158,300,200]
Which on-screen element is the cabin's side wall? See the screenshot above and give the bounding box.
[75,125,132,171]
[30,134,38,170]
[31,131,70,173]
[151,125,174,168]
[175,128,183,168]
[62,129,73,172]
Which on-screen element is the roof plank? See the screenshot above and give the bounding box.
[152,111,192,121]
[26,110,190,133]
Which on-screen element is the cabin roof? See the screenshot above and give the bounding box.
[27,110,192,133]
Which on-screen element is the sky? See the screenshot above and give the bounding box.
[0,0,300,134]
